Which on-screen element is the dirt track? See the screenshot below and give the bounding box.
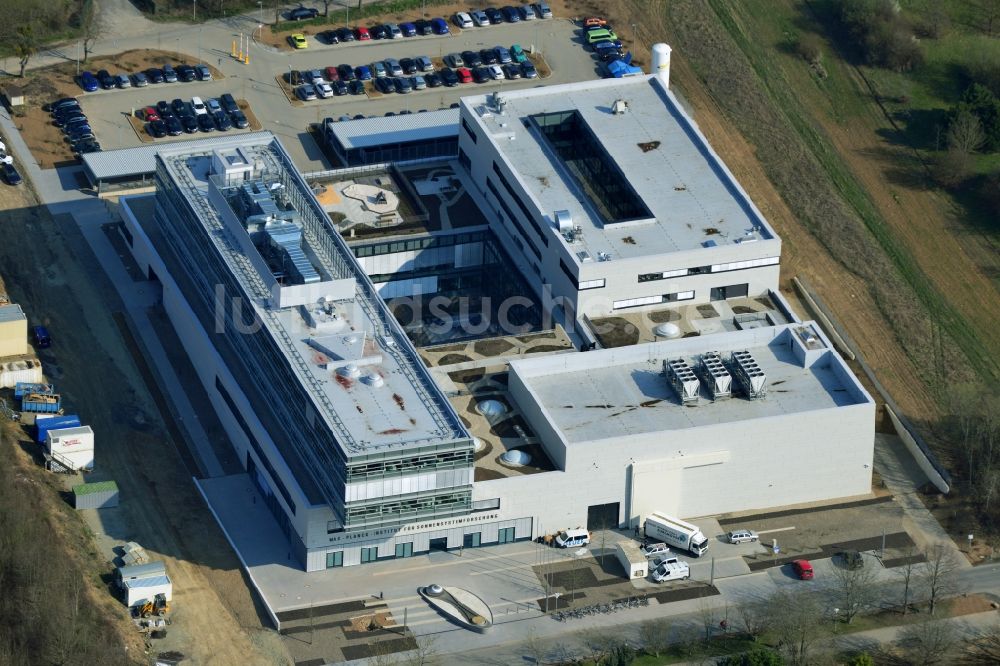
[0,185,288,664]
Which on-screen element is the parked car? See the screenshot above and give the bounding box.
[425,72,442,87]
[412,75,427,90]
[370,25,389,40]
[305,69,324,84]
[288,6,318,20]
[533,2,553,19]
[641,542,670,558]
[73,140,102,154]
[583,16,608,28]
[471,10,489,26]
[50,98,80,112]
[371,61,388,78]
[181,114,198,133]
[132,72,149,87]
[473,66,491,83]
[147,120,167,138]
[195,64,212,81]
[140,106,160,121]
[387,23,402,39]
[196,114,214,132]
[480,48,499,65]
[374,77,394,94]
[333,80,348,95]
[511,43,527,63]
[462,50,482,67]
[96,70,115,89]
[394,77,413,94]
[726,529,759,544]
[289,33,308,49]
[430,17,449,34]
[501,6,520,22]
[296,84,318,101]
[145,68,165,84]
[53,112,86,127]
[415,19,433,35]
[191,96,208,115]
[206,98,222,114]
[335,27,355,42]
[213,110,233,130]
[348,79,365,95]
[338,64,357,81]
[162,64,178,82]
[315,82,334,98]
[440,67,460,86]
[445,52,464,68]
[165,116,183,135]
[456,67,473,84]
[355,65,372,80]
[454,12,473,28]
[488,64,505,80]
[519,5,536,20]
[171,98,187,115]
[494,46,512,64]
[484,7,503,24]
[400,58,417,75]
[319,30,339,44]
[2,162,23,186]
[384,58,402,76]
[65,123,93,139]
[416,55,434,72]
[177,64,197,81]
[503,63,521,79]
[156,100,173,116]
[230,110,249,128]
[791,560,814,580]
[354,26,371,40]
[324,66,340,82]
[400,22,416,37]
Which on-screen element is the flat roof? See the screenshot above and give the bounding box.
[0,303,25,323]
[156,135,468,456]
[462,74,778,262]
[82,131,273,181]
[327,109,458,150]
[512,323,871,445]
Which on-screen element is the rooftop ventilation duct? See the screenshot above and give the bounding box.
[730,350,767,399]
[555,209,573,233]
[699,351,732,400]
[265,219,321,284]
[664,358,700,404]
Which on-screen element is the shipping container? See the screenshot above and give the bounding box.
[117,561,166,586]
[0,359,43,389]
[22,392,61,413]
[36,414,81,442]
[73,480,119,510]
[123,575,172,608]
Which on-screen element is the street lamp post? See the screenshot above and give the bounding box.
[193,0,197,22]
[258,1,263,23]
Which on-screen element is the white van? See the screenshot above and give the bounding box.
[555,528,590,548]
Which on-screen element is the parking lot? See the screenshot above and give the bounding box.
[73,18,599,170]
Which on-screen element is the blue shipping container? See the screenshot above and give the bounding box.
[36,415,81,443]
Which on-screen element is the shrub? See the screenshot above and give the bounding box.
[796,33,824,64]
[837,0,924,71]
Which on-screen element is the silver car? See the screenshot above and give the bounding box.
[726,529,759,544]
[296,84,317,101]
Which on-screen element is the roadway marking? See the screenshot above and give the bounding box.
[756,526,796,535]
[370,548,541,576]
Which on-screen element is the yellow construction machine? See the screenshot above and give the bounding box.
[138,593,170,618]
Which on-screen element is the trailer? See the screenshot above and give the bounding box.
[117,561,166,587]
[644,512,709,557]
[615,541,648,580]
[123,575,172,608]
[36,414,81,443]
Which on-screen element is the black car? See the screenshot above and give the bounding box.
[230,110,249,129]
[501,6,520,22]
[333,80,348,95]
[165,116,183,135]
[599,50,625,63]
[156,100,173,117]
[480,49,499,65]
[463,50,483,67]
[53,111,86,127]
[97,69,116,89]
[400,58,417,75]
[415,19,433,35]
[66,126,94,141]
[425,72,442,87]
[503,63,522,79]
[439,67,459,87]
[177,65,197,82]
[473,66,491,83]
[213,110,232,130]
[337,64,357,82]
[484,7,503,24]
[319,30,339,44]
[49,98,80,113]
[2,163,23,186]
[394,77,413,94]
[62,117,91,132]
[146,67,165,84]
[181,114,198,133]
[220,93,239,114]
[53,107,83,123]
[73,140,102,154]
[348,79,365,95]
[374,77,394,94]
[335,27,356,42]
[371,24,389,39]
[288,6,318,20]
[171,98,187,115]
[147,120,167,138]
[197,114,215,132]
[162,64,178,82]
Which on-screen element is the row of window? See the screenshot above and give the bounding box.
[345,449,473,481]
[638,257,779,283]
[325,527,518,567]
[613,290,695,310]
[487,179,542,261]
[491,162,548,246]
[352,231,489,258]
[344,489,472,524]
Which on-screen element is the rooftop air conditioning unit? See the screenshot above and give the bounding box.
[555,209,573,233]
[612,99,629,115]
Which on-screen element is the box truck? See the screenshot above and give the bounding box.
[643,512,708,557]
[615,541,648,579]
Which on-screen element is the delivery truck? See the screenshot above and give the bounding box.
[643,511,709,557]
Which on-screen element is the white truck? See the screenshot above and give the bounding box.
[651,556,690,583]
[643,511,709,557]
[615,542,648,580]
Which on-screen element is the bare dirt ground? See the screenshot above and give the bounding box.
[0,185,288,664]
[12,50,225,167]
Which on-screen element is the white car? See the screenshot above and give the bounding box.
[651,557,690,583]
[641,542,670,558]
[726,529,759,544]
[315,82,334,98]
[191,96,208,115]
[488,64,505,80]
[454,12,473,28]
[471,10,489,26]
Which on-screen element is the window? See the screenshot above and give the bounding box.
[613,294,662,310]
[711,256,779,273]
[326,551,343,568]
[395,542,413,558]
[464,532,481,548]
[487,179,541,260]
[361,547,379,563]
[579,278,605,290]
[472,498,500,511]
[664,290,694,302]
[461,117,478,144]
[638,268,687,282]
[458,147,471,171]
[491,162,548,246]
[498,527,516,544]
[559,259,578,288]
[327,521,338,534]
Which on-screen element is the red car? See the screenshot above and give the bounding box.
[583,16,607,27]
[791,559,814,580]
[324,66,339,82]
[457,67,473,83]
[139,106,160,121]
[355,26,371,41]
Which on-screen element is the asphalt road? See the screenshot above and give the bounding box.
[75,18,599,170]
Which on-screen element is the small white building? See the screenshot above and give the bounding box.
[45,426,95,471]
[122,575,173,608]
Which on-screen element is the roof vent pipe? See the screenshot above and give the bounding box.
[652,43,672,88]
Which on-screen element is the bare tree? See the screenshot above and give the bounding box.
[523,627,545,665]
[947,110,986,154]
[983,0,1000,36]
[638,618,671,657]
[79,0,101,63]
[697,597,716,642]
[966,622,1000,664]
[896,618,960,666]
[735,598,771,642]
[401,636,438,666]
[923,543,960,615]
[768,588,827,666]
[367,641,399,666]
[896,546,922,615]
[831,558,881,623]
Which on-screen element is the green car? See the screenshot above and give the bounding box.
[511,43,528,64]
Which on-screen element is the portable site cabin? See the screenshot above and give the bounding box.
[45,425,94,471]
[117,561,172,607]
[615,541,648,579]
[73,480,119,510]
